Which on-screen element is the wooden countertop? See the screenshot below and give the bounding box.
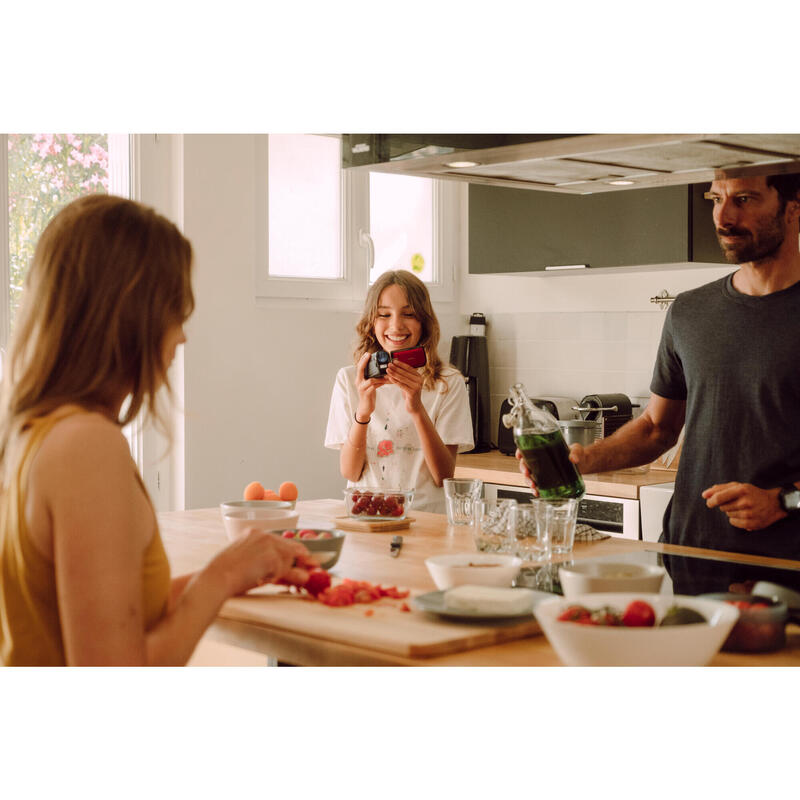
[455,450,677,500]
[160,500,800,667]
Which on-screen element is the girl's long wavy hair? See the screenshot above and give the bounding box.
[0,194,194,473]
[353,270,446,391]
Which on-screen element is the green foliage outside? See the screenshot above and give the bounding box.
[7,134,109,328]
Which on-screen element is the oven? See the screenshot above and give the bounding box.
[483,483,641,540]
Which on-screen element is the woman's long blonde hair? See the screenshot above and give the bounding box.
[0,194,194,467]
[354,270,446,391]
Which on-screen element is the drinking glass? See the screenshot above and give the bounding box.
[443,478,483,526]
[543,497,579,555]
[509,502,550,562]
[471,498,516,552]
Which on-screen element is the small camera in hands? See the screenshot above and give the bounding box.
[364,346,426,379]
[364,349,391,379]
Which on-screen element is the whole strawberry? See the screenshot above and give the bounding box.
[621,600,656,627]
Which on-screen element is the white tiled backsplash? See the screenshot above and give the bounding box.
[486,310,667,441]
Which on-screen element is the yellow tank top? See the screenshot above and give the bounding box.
[0,409,171,666]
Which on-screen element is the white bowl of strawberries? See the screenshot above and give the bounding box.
[533,592,739,666]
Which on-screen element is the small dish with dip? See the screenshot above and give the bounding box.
[424,553,522,591]
[558,561,666,598]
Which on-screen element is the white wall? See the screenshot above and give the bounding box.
[144,134,731,510]
[178,135,464,509]
[458,264,732,437]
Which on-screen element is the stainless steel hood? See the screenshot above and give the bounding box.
[342,133,800,194]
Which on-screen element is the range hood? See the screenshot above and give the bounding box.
[342,133,800,194]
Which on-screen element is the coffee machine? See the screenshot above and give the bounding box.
[450,325,492,453]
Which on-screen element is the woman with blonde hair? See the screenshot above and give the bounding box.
[324,270,473,513]
[0,194,317,666]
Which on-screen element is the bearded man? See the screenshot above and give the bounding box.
[519,172,800,558]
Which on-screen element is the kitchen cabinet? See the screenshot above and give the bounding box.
[469,182,727,273]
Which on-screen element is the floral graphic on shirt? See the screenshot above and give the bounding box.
[377,439,394,457]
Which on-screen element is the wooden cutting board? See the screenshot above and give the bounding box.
[334,515,414,532]
[221,588,541,658]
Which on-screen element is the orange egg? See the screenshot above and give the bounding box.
[278,481,299,502]
[263,490,281,501]
[243,481,265,501]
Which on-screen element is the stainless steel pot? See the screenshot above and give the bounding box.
[558,419,602,447]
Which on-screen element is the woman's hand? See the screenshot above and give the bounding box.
[515,443,585,497]
[210,530,320,597]
[702,482,786,531]
[385,360,424,414]
[355,352,388,421]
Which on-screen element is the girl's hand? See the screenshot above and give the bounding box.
[385,360,424,414]
[355,352,388,420]
[211,529,319,597]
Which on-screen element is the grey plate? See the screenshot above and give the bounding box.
[412,589,551,621]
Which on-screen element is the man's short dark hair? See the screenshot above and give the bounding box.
[766,172,800,207]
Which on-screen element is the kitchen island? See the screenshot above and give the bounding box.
[161,499,800,666]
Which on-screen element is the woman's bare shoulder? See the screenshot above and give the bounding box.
[34,408,131,473]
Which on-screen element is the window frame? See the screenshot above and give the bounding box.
[254,135,462,308]
[0,134,178,508]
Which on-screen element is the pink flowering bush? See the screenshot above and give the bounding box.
[7,134,110,325]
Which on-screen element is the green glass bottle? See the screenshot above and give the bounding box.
[502,383,585,499]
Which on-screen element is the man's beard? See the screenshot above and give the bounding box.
[716,212,786,264]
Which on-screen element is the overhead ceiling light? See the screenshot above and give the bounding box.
[445,160,481,168]
[608,179,635,185]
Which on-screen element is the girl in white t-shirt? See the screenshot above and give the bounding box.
[325,270,474,513]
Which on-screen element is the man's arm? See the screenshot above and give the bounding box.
[574,393,686,474]
[517,393,685,488]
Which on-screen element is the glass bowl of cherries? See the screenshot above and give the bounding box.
[344,488,414,520]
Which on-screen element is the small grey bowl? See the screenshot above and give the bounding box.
[276,528,346,571]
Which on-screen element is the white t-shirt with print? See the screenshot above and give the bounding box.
[324,365,474,513]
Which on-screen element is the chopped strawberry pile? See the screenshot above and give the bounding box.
[273,568,410,611]
[295,570,410,608]
[317,578,410,607]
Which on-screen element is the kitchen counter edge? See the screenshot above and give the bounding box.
[455,450,676,500]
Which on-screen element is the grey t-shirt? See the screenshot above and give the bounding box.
[651,273,800,558]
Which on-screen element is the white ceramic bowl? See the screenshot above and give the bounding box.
[221,499,296,515]
[533,592,739,666]
[220,500,300,541]
[559,561,666,598]
[425,553,522,591]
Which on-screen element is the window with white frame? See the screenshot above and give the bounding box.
[255,134,461,304]
[369,172,433,283]
[267,133,341,279]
